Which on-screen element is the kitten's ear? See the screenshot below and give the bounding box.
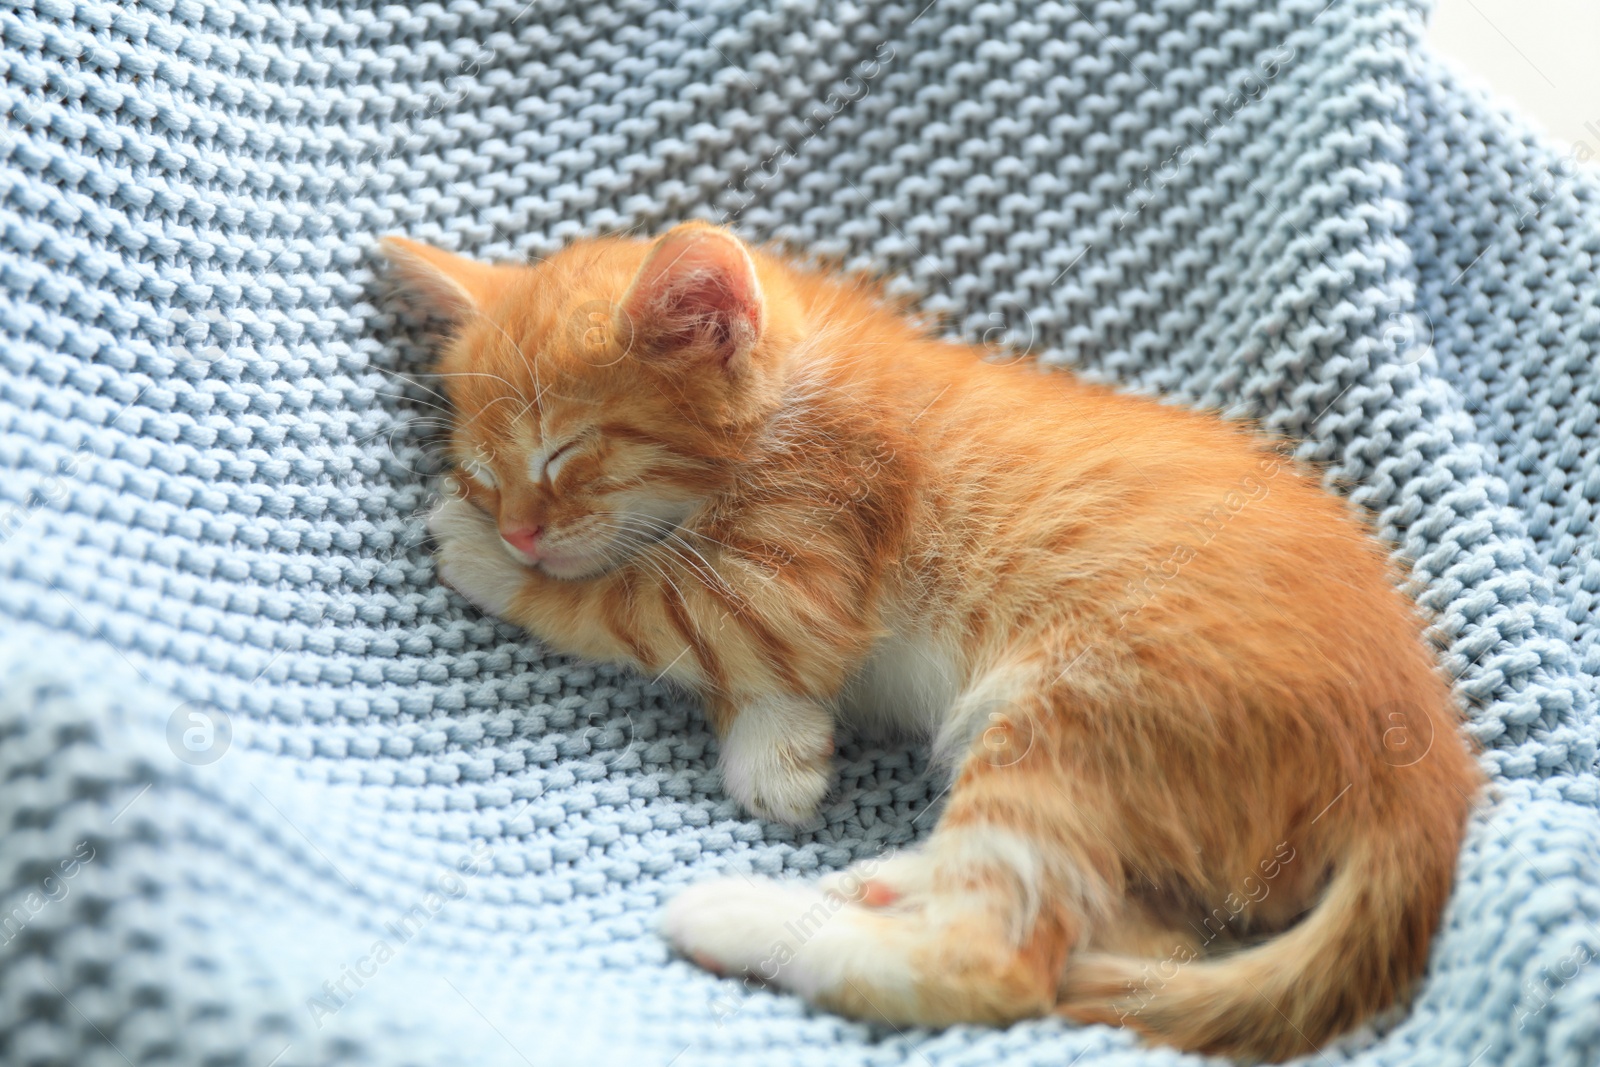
[379,236,499,319]
[621,223,764,368]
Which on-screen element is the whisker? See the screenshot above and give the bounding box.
[469,310,538,417]
[359,363,454,406]
[352,422,449,448]
[589,521,697,610]
[657,537,733,594]
[598,515,735,598]
[424,368,529,398]
[659,522,742,553]
[371,390,455,418]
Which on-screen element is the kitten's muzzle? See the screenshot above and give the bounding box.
[500,524,543,557]
[499,525,606,578]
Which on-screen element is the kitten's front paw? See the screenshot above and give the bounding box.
[718,696,834,825]
[427,494,529,619]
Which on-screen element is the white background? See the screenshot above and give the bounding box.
[1429,0,1600,159]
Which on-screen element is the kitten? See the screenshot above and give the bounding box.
[383,223,1481,1061]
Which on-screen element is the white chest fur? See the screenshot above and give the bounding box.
[836,627,965,743]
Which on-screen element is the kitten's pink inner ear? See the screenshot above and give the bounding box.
[379,236,499,319]
[622,225,764,366]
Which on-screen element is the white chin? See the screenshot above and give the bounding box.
[498,539,539,567]
[536,555,610,580]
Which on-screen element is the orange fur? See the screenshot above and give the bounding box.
[383,224,1483,1062]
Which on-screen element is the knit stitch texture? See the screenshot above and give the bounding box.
[2,1,1599,1064]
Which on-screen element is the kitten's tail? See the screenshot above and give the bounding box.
[1058,820,1461,1062]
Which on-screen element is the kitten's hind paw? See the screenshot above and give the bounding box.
[818,851,931,907]
[662,877,833,983]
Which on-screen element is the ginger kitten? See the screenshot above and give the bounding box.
[382,223,1481,1061]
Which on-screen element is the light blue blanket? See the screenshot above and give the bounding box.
[2,1,1598,1064]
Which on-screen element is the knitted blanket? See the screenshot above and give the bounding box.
[3,0,1599,1064]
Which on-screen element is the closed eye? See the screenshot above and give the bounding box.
[537,440,579,484]
[460,458,497,489]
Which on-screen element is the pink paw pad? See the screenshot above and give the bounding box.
[858,880,899,907]
[690,951,728,976]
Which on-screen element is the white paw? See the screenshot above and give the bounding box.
[718,696,834,825]
[425,486,492,540]
[427,494,529,619]
[661,877,841,997]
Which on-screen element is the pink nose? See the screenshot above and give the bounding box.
[501,525,543,556]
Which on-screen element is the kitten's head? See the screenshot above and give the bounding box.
[382,223,800,579]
